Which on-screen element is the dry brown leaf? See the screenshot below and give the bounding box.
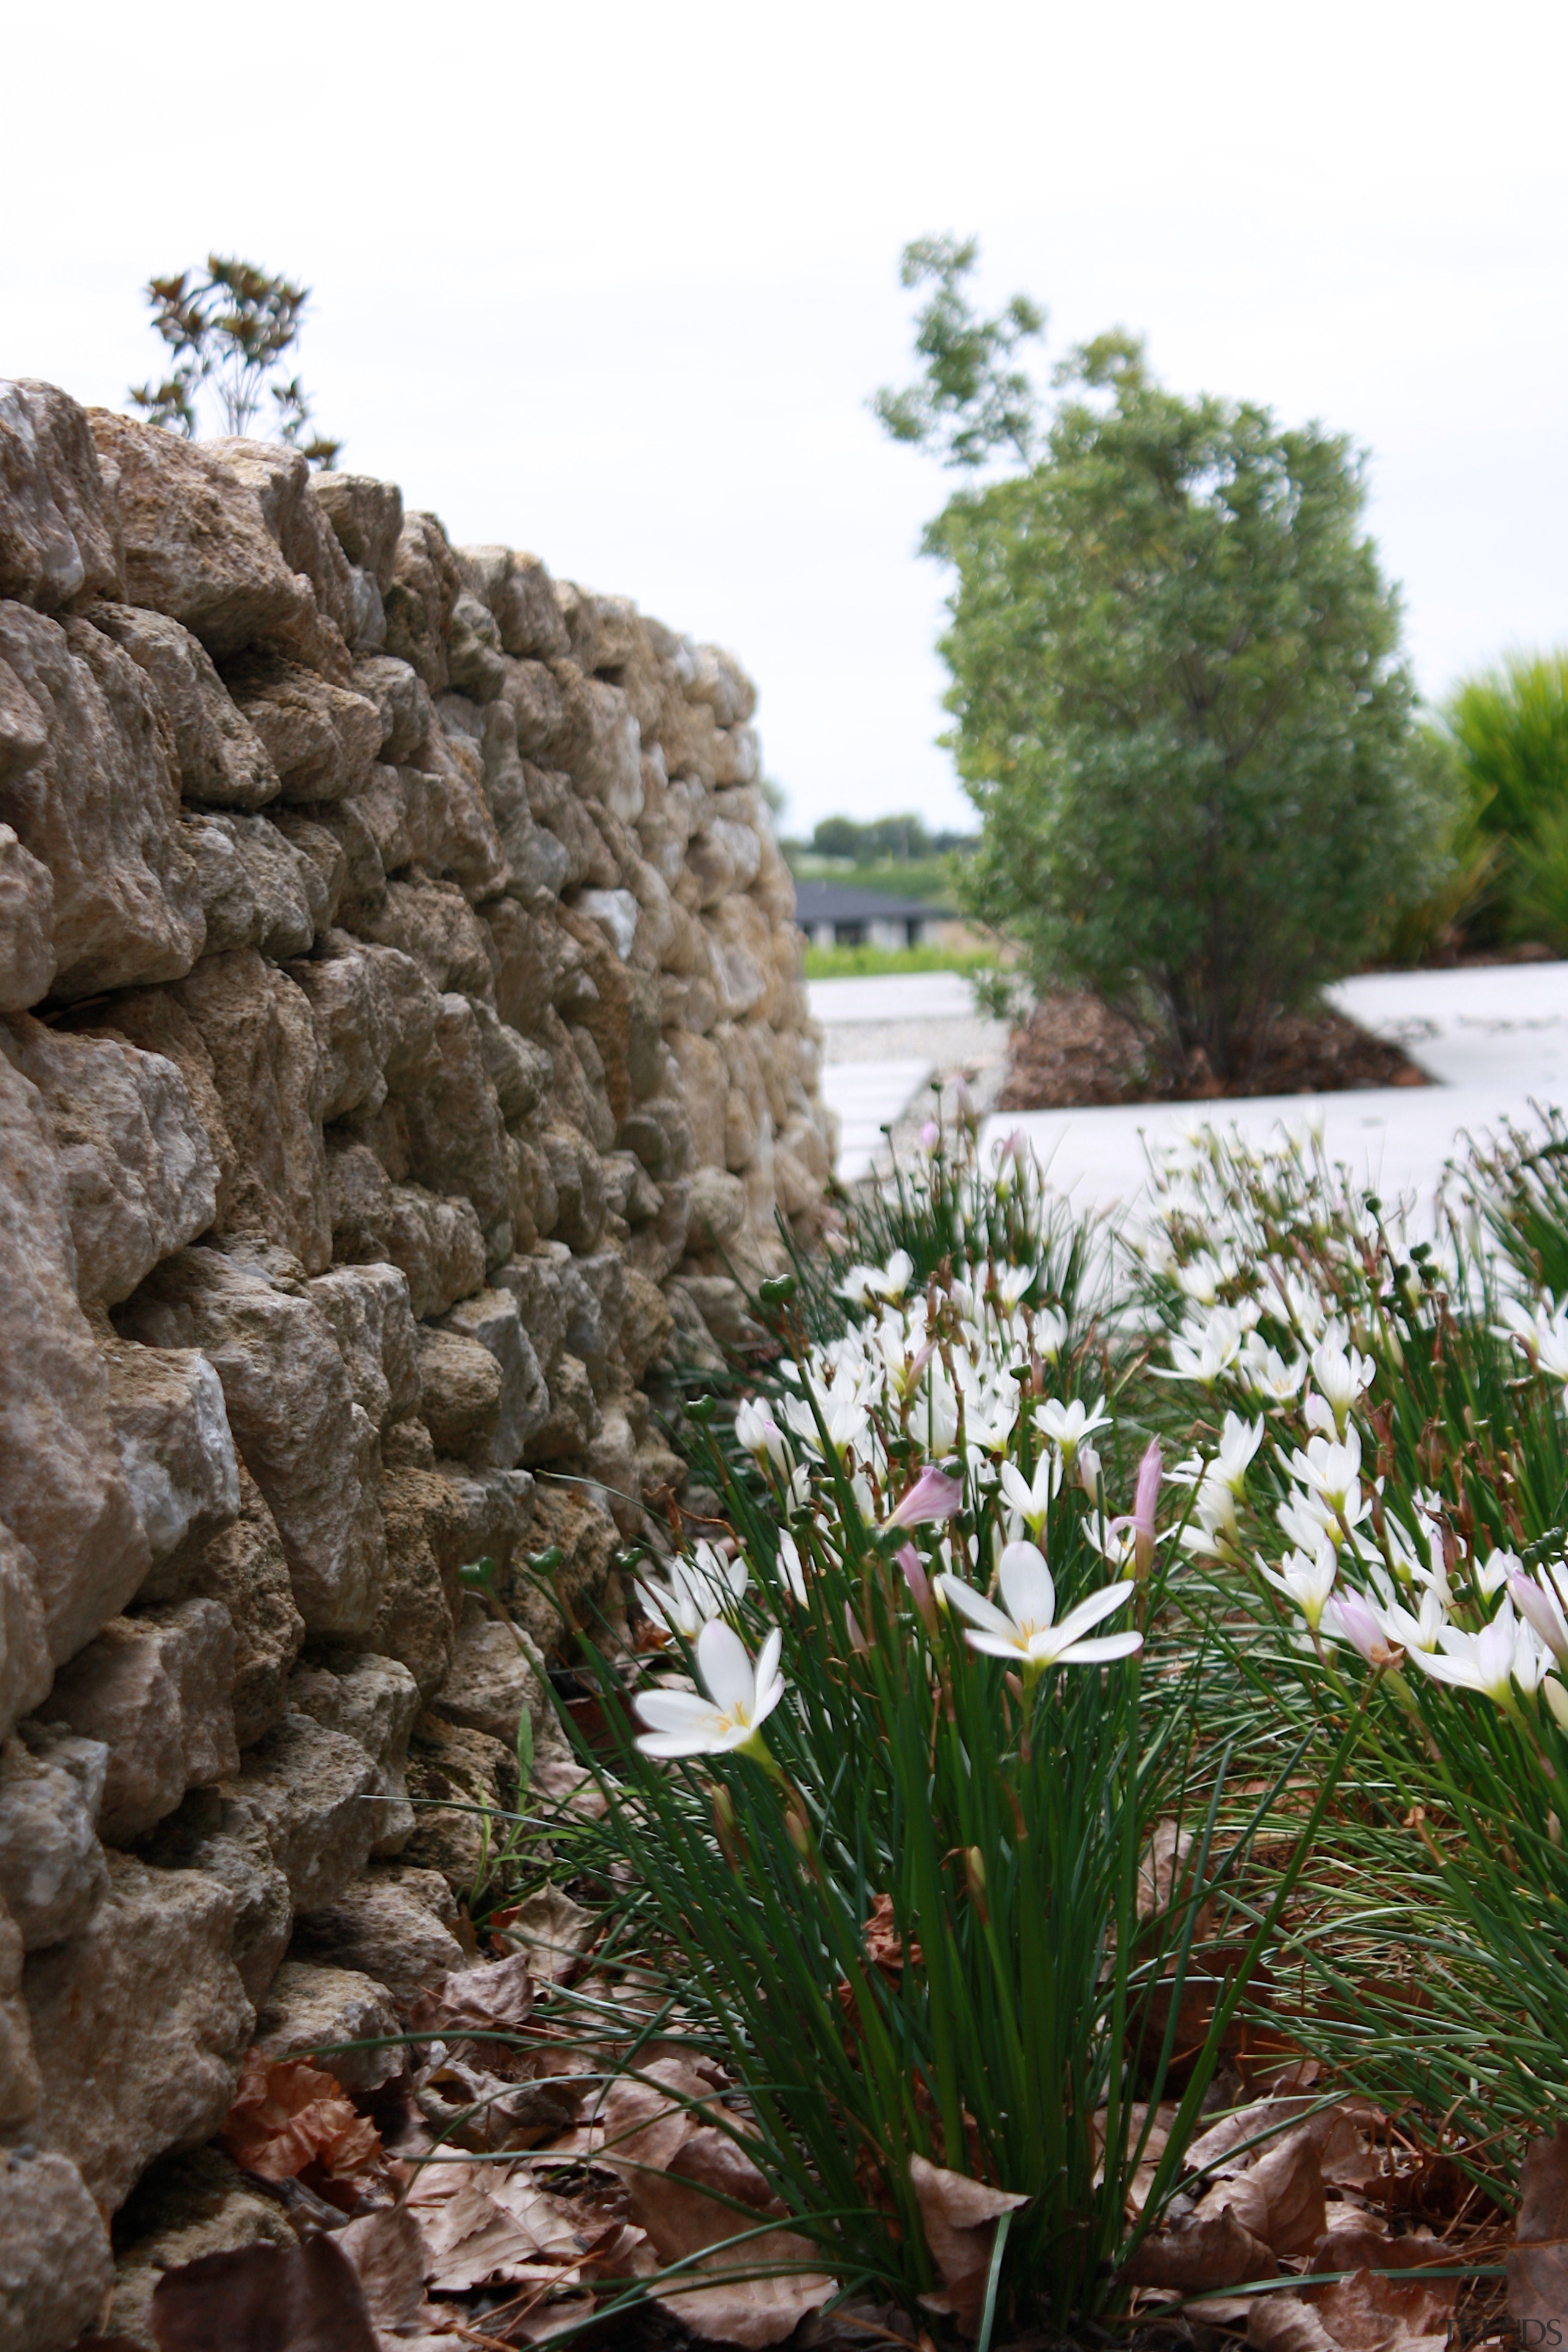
[1189,2122,1327,2260]
[1122,2204,1278,2292]
[496,1885,598,1979]
[220,2048,383,2183]
[148,2237,379,2351]
[1315,2266,1453,2351]
[1510,2119,1568,2329]
[1248,2293,1340,2350]
[337,2204,437,2337]
[909,2154,1030,2339]
[863,1892,924,1975]
[595,2060,833,2345]
[410,1948,537,2035]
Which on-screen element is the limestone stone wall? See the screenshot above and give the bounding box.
[0,378,833,2344]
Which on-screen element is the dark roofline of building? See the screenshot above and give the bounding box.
[792,881,954,923]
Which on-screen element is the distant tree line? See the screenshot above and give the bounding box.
[784,814,975,863]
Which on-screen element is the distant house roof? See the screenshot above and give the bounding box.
[793,881,954,925]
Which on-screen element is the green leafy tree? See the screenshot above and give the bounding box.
[876,242,1446,1080]
[129,257,341,467]
[1446,653,1568,948]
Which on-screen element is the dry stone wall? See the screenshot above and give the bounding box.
[0,378,834,2347]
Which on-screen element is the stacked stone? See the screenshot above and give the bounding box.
[0,379,833,2344]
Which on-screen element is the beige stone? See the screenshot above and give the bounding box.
[227,656,382,802]
[253,1957,401,2090]
[0,603,206,1000]
[207,438,360,646]
[0,824,54,1011]
[116,1248,384,1637]
[401,1711,516,1890]
[383,511,459,691]
[291,1861,465,2007]
[183,809,324,959]
[664,1028,728,1167]
[0,2149,115,2352]
[148,1463,303,1746]
[352,872,496,1001]
[354,652,432,762]
[92,601,279,807]
[417,1328,504,1466]
[0,1730,107,1952]
[0,1053,150,1664]
[43,1600,238,1843]
[2,1016,219,1305]
[288,941,396,1121]
[0,1893,40,2131]
[140,1789,293,2005]
[0,379,121,610]
[0,1528,50,1747]
[368,1462,466,1697]
[434,1289,547,1467]
[314,475,404,592]
[101,1339,241,1569]
[431,1605,551,1753]
[221,1708,383,1913]
[168,951,330,1272]
[26,1849,251,2209]
[287,1653,420,1856]
[88,410,315,659]
[307,1261,420,1430]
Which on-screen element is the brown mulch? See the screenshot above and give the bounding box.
[999,992,1430,1113]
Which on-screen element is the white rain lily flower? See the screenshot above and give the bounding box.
[1284,1430,1363,1520]
[1156,1308,1246,1387]
[635,1621,786,1760]
[1308,1336,1376,1436]
[1180,1473,1242,1560]
[1407,1600,1550,1708]
[988,1262,1036,1310]
[839,1251,915,1308]
[1475,1545,1521,1599]
[1494,1297,1568,1381]
[775,1531,808,1605]
[636,1543,748,1639]
[1033,1395,1112,1463]
[1000,1453,1060,1540]
[1258,1538,1339,1631]
[935,1542,1142,1682]
[1213,1411,1265,1496]
[1032,1306,1068,1364]
[1370,1581,1449,1655]
[1175,1253,1230,1305]
[734,1396,787,1468]
[1276,1272,1329,1344]
[1076,1441,1102,1501]
[1239,1335,1307,1404]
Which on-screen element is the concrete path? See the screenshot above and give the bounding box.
[973,962,1568,1229]
[810,973,1011,1183]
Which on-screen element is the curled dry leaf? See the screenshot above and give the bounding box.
[493,1884,598,1980]
[1248,2295,1340,2351]
[862,1891,924,1976]
[148,2236,379,2352]
[337,2204,432,2331]
[1123,2203,1277,2294]
[909,2153,1030,2339]
[409,1948,537,2036]
[1509,2119,1568,2331]
[220,2048,383,2183]
[596,2057,834,2346]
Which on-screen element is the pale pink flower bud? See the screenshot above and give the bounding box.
[1332,1588,1400,1670]
[895,1541,937,1628]
[1132,1438,1162,1578]
[1510,1570,1568,1668]
[886,1466,965,1529]
[919,1120,941,1152]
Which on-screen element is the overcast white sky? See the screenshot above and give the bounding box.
[6,0,1566,833]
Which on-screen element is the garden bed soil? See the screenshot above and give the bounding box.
[999,992,1428,1113]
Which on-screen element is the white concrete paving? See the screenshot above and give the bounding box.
[975,962,1568,1229]
[810,971,1011,1182]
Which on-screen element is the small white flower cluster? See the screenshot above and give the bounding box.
[1146,1123,1568,1724]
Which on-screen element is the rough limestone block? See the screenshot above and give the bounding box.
[0,1730,107,1952]
[429,1607,549,1751]
[227,657,382,802]
[0,823,54,1011]
[287,940,395,1123]
[44,1601,238,1844]
[353,652,432,761]
[102,1338,239,1578]
[0,2149,115,2352]
[88,410,316,659]
[402,1712,515,1890]
[433,1289,547,1468]
[0,1053,151,1665]
[0,1528,50,1749]
[3,1017,219,1308]
[117,1247,385,1638]
[0,603,206,1000]
[206,438,360,645]
[307,1262,420,1432]
[0,1891,40,2133]
[383,512,458,692]
[183,810,325,960]
[26,1850,251,2210]
[352,873,497,1001]
[368,1462,467,1698]
[0,377,122,609]
[291,1861,464,2007]
[168,950,330,1273]
[253,1957,401,2089]
[143,1464,303,1746]
[285,1654,420,1858]
[92,601,279,807]
[140,1791,293,2007]
[219,1709,383,1914]
[685,1163,747,1251]
[416,1327,504,1468]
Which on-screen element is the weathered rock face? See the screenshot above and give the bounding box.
[0,378,834,2282]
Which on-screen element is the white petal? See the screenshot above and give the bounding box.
[998,1542,1055,1627]
[1057,1629,1144,1665]
[696,1619,754,1714]
[964,1628,1028,1662]
[634,1687,723,1733]
[936,1576,1017,1640]
[1052,1580,1135,1647]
